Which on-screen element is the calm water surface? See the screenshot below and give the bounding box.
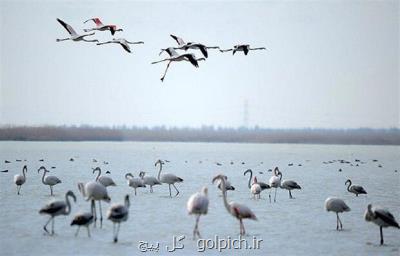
[0,142,399,255]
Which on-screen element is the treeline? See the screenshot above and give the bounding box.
[0,125,399,145]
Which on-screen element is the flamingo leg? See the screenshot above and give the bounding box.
[87,226,91,238]
[274,188,277,202]
[289,190,293,199]
[336,213,340,230]
[193,215,201,239]
[50,186,53,196]
[17,185,21,195]
[134,188,137,196]
[168,184,172,197]
[75,226,80,237]
[172,183,179,196]
[43,216,53,234]
[269,192,271,203]
[150,186,153,193]
[56,38,70,42]
[160,61,172,82]
[380,226,384,245]
[98,201,103,228]
[91,200,97,228]
[114,223,120,243]
[51,217,55,235]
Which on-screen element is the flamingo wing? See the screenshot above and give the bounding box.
[57,18,77,36]
[120,42,131,53]
[170,34,185,46]
[183,54,199,67]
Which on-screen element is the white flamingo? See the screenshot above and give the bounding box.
[220,44,266,55]
[39,190,76,235]
[164,34,220,58]
[187,187,209,239]
[268,167,281,203]
[93,167,116,187]
[212,175,257,235]
[345,179,367,196]
[244,169,270,191]
[97,38,144,53]
[325,197,351,230]
[77,181,111,228]
[151,48,206,82]
[84,17,123,35]
[364,204,399,245]
[56,18,98,43]
[14,165,27,195]
[125,173,146,195]
[251,177,262,199]
[38,166,61,196]
[139,171,161,193]
[156,159,183,197]
[107,195,130,243]
[71,211,94,237]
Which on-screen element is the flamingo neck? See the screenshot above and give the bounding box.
[157,162,163,180]
[65,194,72,215]
[22,166,27,178]
[246,170,252,189]
[346,180,352,191]
[94,168,101,181]
[219,178,231,213]
[125,196,130,208]
[40,170,47,184]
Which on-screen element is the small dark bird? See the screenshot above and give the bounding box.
[216,162,222,166]
[288,163,293,166]
[69,158,74,162]
[16,159,22,162]
[267,169,272,172]
[378,165,383,168]
[298,164,302,166]
[241,162,245,165]
[338,169,342,172]
[39,159,44,162]
[105,171,111,174]
[51,167,56,169]
[93,159,97,163]
[5,160,11,163]
[103,161,109,165]
[372,159,378,162]
[1,170,8,173]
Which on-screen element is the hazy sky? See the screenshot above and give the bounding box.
[0,0,398,128]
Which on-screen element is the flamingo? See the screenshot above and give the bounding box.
[215,175,235,197]
[107,195,130,243]
[155,159,183,197]
[163,34,220,58]
[279,172,301,199]
[187,187,209,239]
[14,165,27,195]
[220,44,266,55]
[56,18,98,43]
[39,190,76,235]
[212,175,257,235]
[364,204,399,245]
[77,181,111,228]
[38,166,61,196]
[151,48,205,82]
[244,169,270,191]
[325,197,351,230]
[71,211,94,237]
[125,173,146,195]
[139,171,161,193]
[97,38,144,53]
[345,179,367,196]
[251,177,262,199]
[268,167,281,203]
[84,17,123,35]
[93,167,116,187]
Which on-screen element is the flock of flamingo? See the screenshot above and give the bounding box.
[9,157,399,245]
[55,17,267,82]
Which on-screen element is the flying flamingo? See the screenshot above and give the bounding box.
[139,171,161,193]
[151,48,205,82]
[345,179,367,196]
[38,166,61,196]
[325,197,351,230]
[93,167,116,187]
[220,44,266,55]
[364,204,399,245]
[71,211,94,237]
[39,190,76,235]
[268,167,281,203]
[107,195,130,243]
[163,34,220,58]
[97,38,144,53]
[187,187,209,239]
[56,18,98,43]
[212,174,257,235]
[84,17,123,35]
[125,173,146,195]
[155,159,183,197]
[77,181,111,228]
[14,165,27,195]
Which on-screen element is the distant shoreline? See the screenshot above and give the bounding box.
[0,126,399,145]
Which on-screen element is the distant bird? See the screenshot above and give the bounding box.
[97,38,144,53]
[364,204,399,245]
[212,175,257,235]
[84,17,123,35]
[151,48,205,82]
[279,172,301,199]
[16,159,22,162]
[156,159,183,197]
[220,44,266,55]
[51,166,56,169]
[38,166,61,196]
[187,187,209,239]
[56,18,98,43]
[93,167,116,187]
[125,173,146,195]
[107,195,130,243]
[69,158,74,162]
[2,170,8,173]
[39,159,44,162]
[78,181,111,228]
[5,160,11,163]
[167,34,220,58]
[345,179,367,196]
[14,165,27,195]
[139,171,161,193]
[215,175,235,196]
[105,171,111,174]
[216,162,222,166]
[71,211,94,237]
[269,167,281,203]
[338,168,342,172]
[93,159,98,163]
[244,169,270,191]
[39,190,76,235]
[325,197,351,230]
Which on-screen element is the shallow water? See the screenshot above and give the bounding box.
[0,141,399,255]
